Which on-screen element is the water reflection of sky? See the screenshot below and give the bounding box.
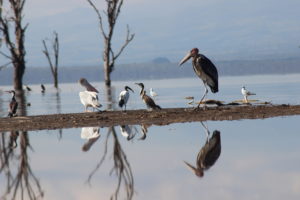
[1,74,300,199]
[1,117,299,199]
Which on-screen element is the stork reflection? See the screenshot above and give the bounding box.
[184,122,221,177]
[81,127,101,152]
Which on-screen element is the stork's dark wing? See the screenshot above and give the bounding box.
[197,130,221,169]
[198,54,219,93]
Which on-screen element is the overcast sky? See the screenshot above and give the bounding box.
[3,0,300,67]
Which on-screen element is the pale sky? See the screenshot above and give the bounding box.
[2,0,300,66]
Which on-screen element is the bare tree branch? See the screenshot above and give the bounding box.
[86,0,134,86]
[0,50,12,59]
[87,126,134,200]
[86,0,107,39]
[42,31,59,88]
[112,25,135,62]
[0,0,27,91]
[0,61,12,70]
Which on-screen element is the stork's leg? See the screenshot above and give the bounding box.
[200,121,210,142]
[197,84,208,108]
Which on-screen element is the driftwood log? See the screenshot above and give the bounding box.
[0,104,300,132]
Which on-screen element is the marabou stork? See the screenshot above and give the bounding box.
[78,78,102,112]
[6,90,18,118]
[135,83,161,110]
[118,86,134,111]
[184,128,221,177]
[241,86,256,103]
[179,48,218,108]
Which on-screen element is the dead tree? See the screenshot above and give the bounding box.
[0,0,28,91]
[86,0,135,86]
[42,31,59,89]
[87,126,134,200]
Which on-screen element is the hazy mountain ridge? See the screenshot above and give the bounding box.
[1,58,300,86]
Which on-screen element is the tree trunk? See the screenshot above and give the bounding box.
[104,40,111,86]
[54,70,58,89]
[104,62,111,86]
[13,63,25,91]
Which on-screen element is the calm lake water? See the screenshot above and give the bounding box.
[1,74,300,200]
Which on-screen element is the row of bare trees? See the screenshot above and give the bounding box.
[1,0,134,91]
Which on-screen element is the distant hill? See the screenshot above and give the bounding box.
[1,58,300,86]
[152,57,171,64]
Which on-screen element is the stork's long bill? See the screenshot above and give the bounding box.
[179,51,192,66]
[183,161,204,177]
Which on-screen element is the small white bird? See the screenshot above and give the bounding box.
[79,78,102,112]
[81,127,100,152]
[118,86,134,111]
[81,127,100,140]
[241,86,256,103]
[149,88,158,98]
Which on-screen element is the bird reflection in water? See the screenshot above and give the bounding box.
[87,85,134,200]
[120,125,138,141]
[0,91,43,199]
[119,124,152,141]
[81,127,101,152]
[139,124,151,140]
[184,122,221,177]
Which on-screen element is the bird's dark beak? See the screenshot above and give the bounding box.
[183,161,204,177]
[184,161,197,172]
[128,87,134,93]
[179,52,192,66]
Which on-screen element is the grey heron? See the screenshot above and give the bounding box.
[179,48,218,108]
[118,86,134,111]
[135,83,161,110]
[78,78,102,112]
